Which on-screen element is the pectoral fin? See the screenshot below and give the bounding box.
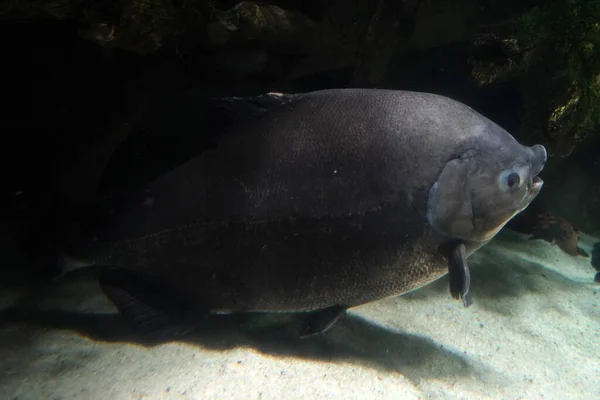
[446,242,473,307]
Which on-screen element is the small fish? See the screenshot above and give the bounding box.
[59,88,546,339]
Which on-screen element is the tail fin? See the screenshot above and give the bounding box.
[206,92,300,129]
[53,256,97,279]
[19,194,101,279]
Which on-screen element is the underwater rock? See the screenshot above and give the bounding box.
[591,243,600,272]
[350,0,418,86]
[74,0,184,55]
[469,0,600,159]
[208,1,317,54]
[467,33,524,87]
[285,0,380,81]
[409,0,480,49]
[466,37,577,157]
[0,0,72,20]
[508,209,588,257]
[534,79,590,158]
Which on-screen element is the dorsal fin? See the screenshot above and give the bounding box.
[207,92,300,128]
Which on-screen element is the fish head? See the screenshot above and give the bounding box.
[427,123,547,243]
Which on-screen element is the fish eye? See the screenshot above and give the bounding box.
[498,169,525,192]
[506,172,520,188]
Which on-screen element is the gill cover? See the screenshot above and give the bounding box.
[426,156,474,241]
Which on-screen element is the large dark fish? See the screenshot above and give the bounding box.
[61,88,547,338]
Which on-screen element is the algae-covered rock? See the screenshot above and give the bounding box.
[465,0,600,157]
[5,0,597,160]
[122,0,178,52]
[468,34,524,87]
[207,1,317,53]
[520,1,599,156]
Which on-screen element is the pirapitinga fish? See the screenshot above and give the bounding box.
[59,88,547,338]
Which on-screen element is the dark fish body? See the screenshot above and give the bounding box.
[64,88,547,335]
[80,203,450,313]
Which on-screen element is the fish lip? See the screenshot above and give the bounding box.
[524,176,544,204]
[531,176,544,191]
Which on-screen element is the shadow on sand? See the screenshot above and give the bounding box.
[1,293,482,386]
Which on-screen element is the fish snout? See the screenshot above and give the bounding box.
[530,144,547,176]
[529,144,546,196]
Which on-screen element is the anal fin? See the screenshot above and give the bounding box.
[299,305,346,338]
[99,267,197,339]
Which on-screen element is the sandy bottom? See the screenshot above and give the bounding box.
[1,229,599,400]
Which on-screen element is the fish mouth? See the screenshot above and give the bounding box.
[522,176,544,207]
[476,175,544,242]
[531,176,543,193]
[472,176,545,243]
